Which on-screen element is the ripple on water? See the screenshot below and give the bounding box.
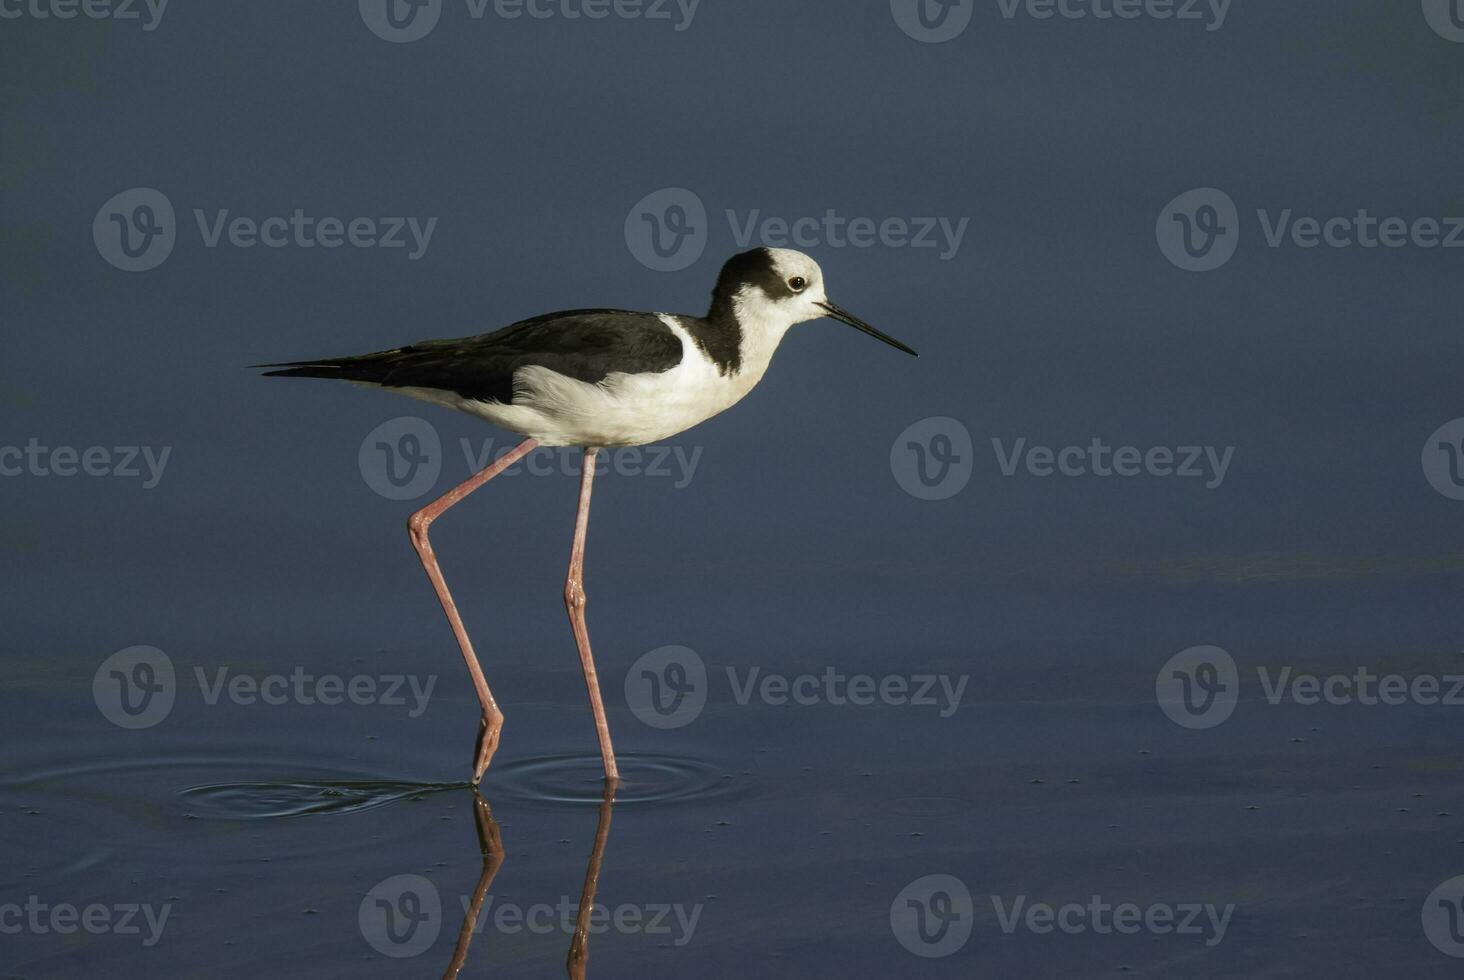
[488,753,748,809]
[177,779,464,820]
[0,745,467,872]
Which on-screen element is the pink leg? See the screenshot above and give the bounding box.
[565,448,619,783]
[408,437,538,784]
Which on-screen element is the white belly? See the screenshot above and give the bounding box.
[402,315,768,448]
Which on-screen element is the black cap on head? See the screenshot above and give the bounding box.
[711,248,794,306]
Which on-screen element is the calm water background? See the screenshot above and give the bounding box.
[4,1,1464,975]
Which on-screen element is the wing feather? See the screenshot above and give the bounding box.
[258,310,686,404]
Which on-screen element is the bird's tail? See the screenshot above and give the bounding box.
[251,350,405,384]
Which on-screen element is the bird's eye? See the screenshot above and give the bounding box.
[788,276,808,292]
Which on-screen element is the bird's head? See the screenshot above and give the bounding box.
[709,247,917,356]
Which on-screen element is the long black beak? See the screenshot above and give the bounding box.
[818,301,918,357]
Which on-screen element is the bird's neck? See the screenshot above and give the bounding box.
[707,287,796,378]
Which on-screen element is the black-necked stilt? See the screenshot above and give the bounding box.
[257,247,917,786]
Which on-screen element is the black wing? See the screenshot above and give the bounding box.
[257,309,685,404]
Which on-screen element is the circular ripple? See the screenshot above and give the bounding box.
[178,778,465,820]
[0,744,453,871]
[488,753,744,808]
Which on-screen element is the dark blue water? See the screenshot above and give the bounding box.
[6,1,1464,975]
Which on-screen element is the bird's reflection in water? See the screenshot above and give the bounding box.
[443,785,615,979]
[442,791,504,979]
[565,786,615,980]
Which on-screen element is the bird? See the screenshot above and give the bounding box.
[255,246,917,787]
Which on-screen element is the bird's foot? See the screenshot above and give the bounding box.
[472,714,503,785]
